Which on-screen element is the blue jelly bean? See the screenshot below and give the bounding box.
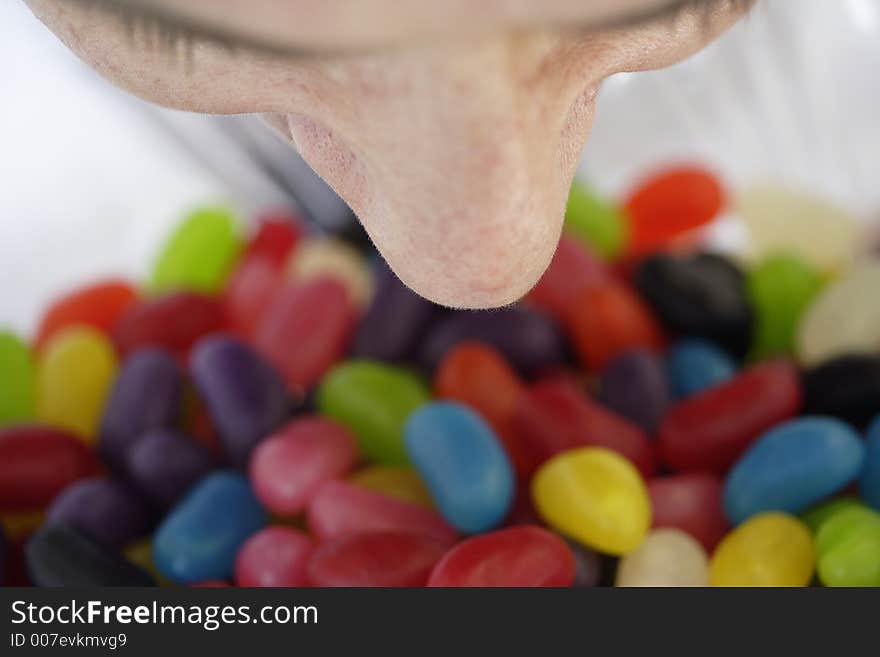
[153,471,266,583]
[860,416,880,510]
[666,339,736,399]
[99,348,182,473]
[724,417,866,524]
[404,402,514,533]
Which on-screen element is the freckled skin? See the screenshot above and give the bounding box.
[24,0,751,308]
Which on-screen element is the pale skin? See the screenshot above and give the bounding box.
[24,0,754,308]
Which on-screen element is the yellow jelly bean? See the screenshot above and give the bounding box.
[1,511,45,538]
[736,184,857,273]
[349,465,434,508]
[37,327,117,441]
[531,447,651,555]
[616,529,709,587]
[124,540,173,587]
[709,512,814,587]
[286,237,374,307]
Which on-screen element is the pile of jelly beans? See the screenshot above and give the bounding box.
[3,163,880,588]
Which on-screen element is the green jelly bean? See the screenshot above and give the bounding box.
[0,331,36,425]
[747,253,823,359]
[800,496,864,535]
[317,360,430,465]
[151,207,242,295]
[564,181,628,260]
[816,506,880,587]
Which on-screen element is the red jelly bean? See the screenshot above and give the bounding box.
[0,426,101,513]
[113,292,225,359]
[254,279,357,391]
[250,416,359,517]
[307,531,450,587]
[647,473,729,551]
[35,280,138,350]
[658,360,802,473]
[528,235,607,322]
[566,280,664,371]
[624,165,724,256]
[433,342,531,478]
[427,526,575,587]
[242,212,303,268]
[307,480,458,545]
[234,526,314,587]
[512,379,656,478]
[223,257,283,338]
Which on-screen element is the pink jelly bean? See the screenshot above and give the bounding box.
[307,531,450,587]
[307,480,458,544]
[242,212,303,268]
[527,234,607,322]
[254,279,357,391]
[234,526,314,587]
[249,416,360,517]
[224,257,283,338]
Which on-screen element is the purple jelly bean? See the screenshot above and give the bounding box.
[46,478,153,550]
[99,348,182,472]
[352,263,440,362]
[124,429,215,508]
[190,336,290,468]
[419,307,566,376]
[565,537,602,587]
[597,349,672,433]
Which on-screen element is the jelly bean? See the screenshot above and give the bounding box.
[151,206,242,295]
[307,530,449,587]
[0,331,35,425]
[0,426,101,513]
[34,280,138,350]
[527,234,607,321]
[433,342,531,476]
[635,253,752,359]
[801,496,865,534]
[124,539,172,586]
[797,263,880,365]
[624,165,724,256]
[26,523,155,587]
[286,236,374,308]
[566,280,665,371]
[747,253,823,359]
[249,416,359,516]
[234,526,314,587]
[597,349,671,432]
[254,279,357,391]
[125,429,215,508]
[648,473,728,552]
[666,339,736,399]
[658,361,801,473]
[419,307,566,377]
[564,181,628,260]
[223,256,284,338]
[190,336,290,468]
[815,507,880,587]
[98,348,182,473]
[513,380,655,478]
[616,529,709,587]
[242,211,302,267]
[348,466,433,507]
[46,478,152,550]
[307,480,457,544]
[113,292,225,359]
[532,447,651,555]
[724,417,865,524]
[317,360,430,465]
[351,263,439,363]
[427,526,575,587]
[861,416,880,510]
[405,402,515,533]
[565,538,603,587]
[709,513,814,587]
[802,355,880,427]
[153,471,266,583]
[737,184,858,272]
[37,327,117,440]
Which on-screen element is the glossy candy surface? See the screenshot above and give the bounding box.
[286,236,374,308]
[815,506,880,587]
[532,447,651,555]
[861,416,880,510]
[666,339,736,399]
[348,466,433,507]
[615,529,709,587]
[241,213,301,267]
[648,473,728,551]
[0,331,35,425]
[597,349,671,432]
[223,256,283,338]
[234,526,314,587]
[802,355,880,428]
[405,402,515,533]
[528,234,607,321]
[564,181,628,260]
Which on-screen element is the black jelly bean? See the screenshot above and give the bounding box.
[802,355,880,427]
